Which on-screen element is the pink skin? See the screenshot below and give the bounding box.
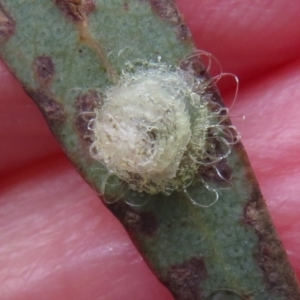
[1,0,300,299]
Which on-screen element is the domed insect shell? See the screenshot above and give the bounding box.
[88,60,237,198]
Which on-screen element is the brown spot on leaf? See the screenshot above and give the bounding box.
[177,23,190,41]
[180,52,227,110]
[214,160,232,182]
[180,54,208,79]
[110,201,158,237]
[123,2,129,11]
[75,90,102,142]
[55,0,96,22]
[26,88,66,126]
[138,212,158,236]
[76,90,102,112]
[0,3,15,40]
[149,0,179,23]
[147,0,191,40]
[165,257,207,300]
[243,187,300,298]
[199,160,232,188]
[34,56,55,85]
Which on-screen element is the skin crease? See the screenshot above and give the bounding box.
[1,0,300,299]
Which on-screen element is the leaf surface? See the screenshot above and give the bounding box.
[0,1,299,299]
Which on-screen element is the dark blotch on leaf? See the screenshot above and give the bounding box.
[110,201,158,237]
[147,0,191,40]
[34,56,55,85]
[0,3,15,40]
[149,0,180,23]
[180,55,208,80]
[55,0,96,22]
[138,212,158,236]
[76,90,101,112]
[243,187,300,299]
[180,55,225,105]
[165,257,207,300]
[75,90,102,142]
[178,23,190,41]
[123,2,129,11]
[199,160,232,187]
[215,160,232,182]
[26,88,65,126]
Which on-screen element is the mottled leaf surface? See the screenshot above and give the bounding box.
[0,0,299,299]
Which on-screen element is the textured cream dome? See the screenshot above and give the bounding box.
[90,64,211,195]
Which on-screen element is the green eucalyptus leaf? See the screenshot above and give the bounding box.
[1,0,299,299]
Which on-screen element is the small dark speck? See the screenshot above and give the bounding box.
[123,2,129,11]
